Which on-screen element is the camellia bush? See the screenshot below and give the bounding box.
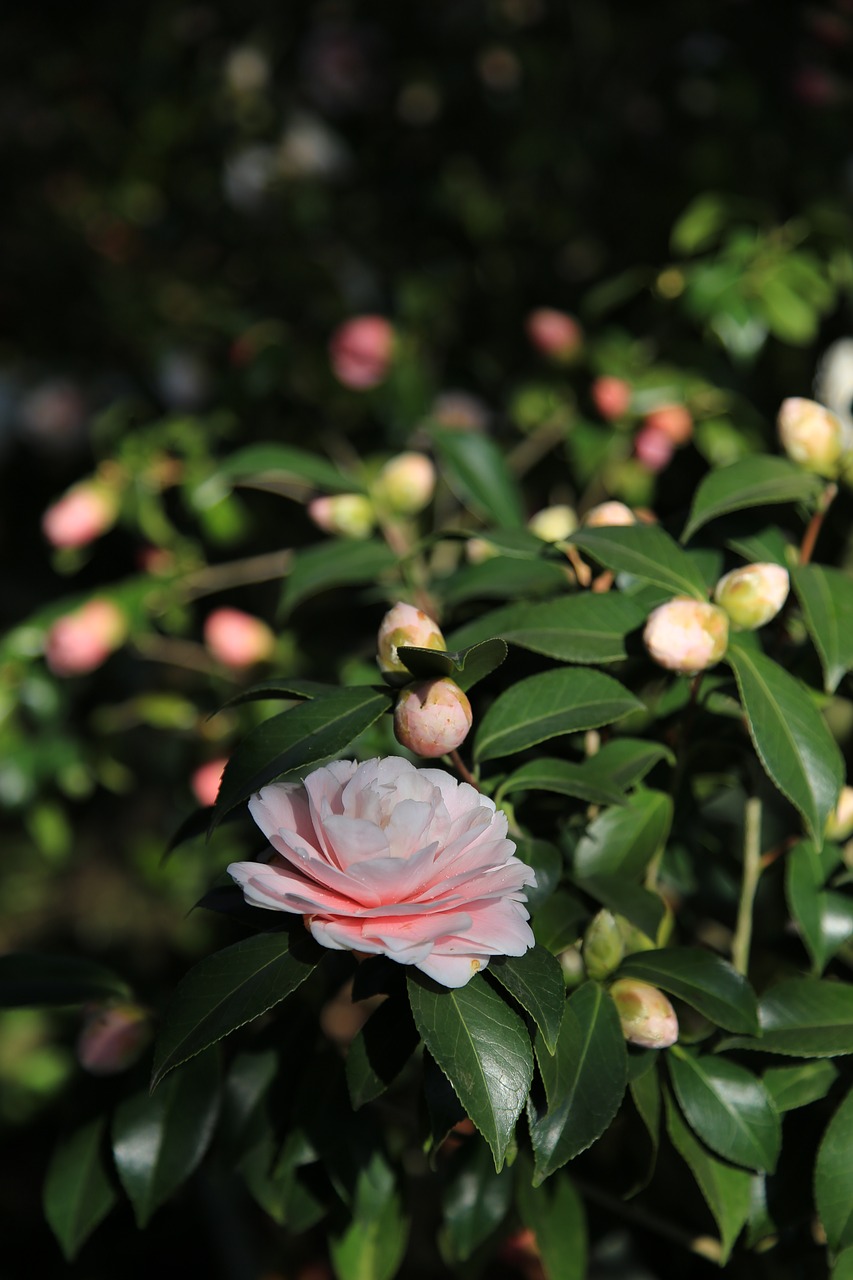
[11,377,853,1279]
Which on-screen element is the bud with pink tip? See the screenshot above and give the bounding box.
[42,482,117,549]
[77,1002,151,1075]
[204,608,275,669]
[373,452,436,515]
[329,315,395,390]
[191,757,228,808]
[609,978,679,1048]
[592,375,632,421]
[394,677,473,757]
[527,504,578,544]
[644,598,729,675]
[778,397,844,477]
[45,599,127,676]
[714,563,790,630]
[378,602,446,675]
[634,425,675,473]
[308,493,375,539]
[525,308,583,363]
[583,500,636,527]
[826,786,853,842]
[643,404,693,446]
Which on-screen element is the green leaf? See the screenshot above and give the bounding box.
[664,1089,752,1264]
[396,637,508,692]
[629,1066,661,1194]
[533,890,589,954]
[725,978,853,1057]
[726,523,795,568]
[475,668,642,764]
[530,981,627,1183]
[488,947,566,1054]
[834,1249,853,1280]
[792,564,853,694]
[213,686,391,821]
[447,594,646,665]
[572,790,672,880]
[581,739,674,792]
[0,954,130,1008]
[441,1139,514,1262]
[152,928,323,1088]
[568,525,707,600]
[217,443,360,494]
[727,636,843,847]
[681,457,824,543]
[763,1061,838,1113]
[576,878,666,943]
[615,949,758,1034]
[671,193,729,255]
[438,557,570,606]
[499,758,625,808]
[112,1051,220,1228]
[786,839,853,973]
[44,1118,118,1261]
[329,1150,409,1280]
[515,838,562,912]
[346,997,420,1110]
[431,429,524,528]
[281,539,398,614]
[668,1052,780,1173]
[815,1086,853,1252]
[517,1164,587,1280]
[407,972,534,1170]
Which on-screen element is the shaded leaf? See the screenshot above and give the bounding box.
[615,949,758,1034]
[499,757,625,808]
[815,1086,853,1252]
[218,443,360,494]
[786,839,853,973]
[568,525,707,599]
[629,1065,661,1194]
[44,1118,118,1261]
[442,1138,514,1262]
[668,1052,780,1173]
[681,457,823,543]
[763,1061,838,1113]
[576,877,666,943]
[516,1163,587,1280]
[329,1150,409,1280]
[346,998,420,1110]
[572,790,672,880]
[438,557,570,606]
[489,946,566,1054]
[281,539,397,614]
[581,739,674,792]
[0,953,130,1008]
[724,978,853,1056]
[431,429,524,528]
[792,564,853,694]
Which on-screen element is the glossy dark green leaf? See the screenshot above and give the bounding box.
[581,739,674,792]
[785,839,853,973]
[615,949,758,1034]
[577,877,665,943]
[664,1089,751,1264]
[489,947,566,1054]
[431,428,524,528]
[725,978,853,1056]
[213,686,391,821]
[833,1248,853,1280]
[224,678,339,706]
[44,1118,118,1261]
[113,1051,220,1228]
[407,972,533,1170]
[475,668,642,763]
[762,1061,838,1112]
[152,928,323,1088]
[447,594,645,665]
[815,1086,853,1251]
[441,1139,514,1262]
[514,838,562,912]
[573,790,672,879]
[438,556,570,606]
[329,1150,409,1280]
[396,637,508,692]
[530,981,627,1183]
[346,997,420,1110]
[629,1065,661,1194]
[239,1127,326,1230]
[727,636,843,847]
[792,564,853,694]
[668,1052,780,1173]
[681,456,823,543]
[281,539,398,614]
[568,525,707,600]
[0,953,130,1007]
[218,443,360,493]
[532,890,589,954]
[422,1049,468,1153]
[517,1164,587,1280]
[499,757,625,808]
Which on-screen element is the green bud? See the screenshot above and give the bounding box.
[582,910,625,980]
[714,563,790,630]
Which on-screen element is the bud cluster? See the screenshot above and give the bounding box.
[377,602,472,758]
[308,452,436,540]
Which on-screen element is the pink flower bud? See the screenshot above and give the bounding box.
[77,1002,151,1075]
[329,315,395,389]
[525,308,583,362]
[377,602,446,675]
[466,537,500,564]
[204,608,275,669]
[714,563,790,630]
[644,598,729,675]
[191,757,228,808]
[592,375,632,421]
[583,500,636,527]
[45,599,127,676]
[41,482,117,549]
[527,504,578,544]
[634,424,675,473]
[374,452,436,515]
[643,404,693,446]
[609,978,679,1048]
[826,786,853,842]
[394,677,472,757]
[308,493,375,539]
[777,397,844,477]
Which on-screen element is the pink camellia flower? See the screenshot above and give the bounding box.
[45,599,127,676]
[41,482,117,549]
[204,608,275,669]
[329,315,395,389]
[592,375,632,421]
[77,1003,151,1075]
[644,597,729,675]
[634,424,675,473]
[191,757,228,808]
[525,308,583,362]
[394,677,473,757]
[643,404,693,446]
[228,756,536,987]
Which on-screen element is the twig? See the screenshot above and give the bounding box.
[799,483,838,566]
[449,749,479,790]
[572,1177,722,1264]
[180,550,293,600]
[732,795,763,976]
[131,633,221,675]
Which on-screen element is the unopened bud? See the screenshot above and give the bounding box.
[643,404,693,446]
[45,599,127,677]
[778,397,844,477]
[77,1002,151,1075]
[714,563,790,630]
[583,500,636,528]
[204,608,275,669]
[644,598,729,675]
[191,757,228,808]
[592,375,632,421]
[557,945,586,988]
[826,785,853,842]
[42,482,117,549]
[377,602,446,675]
[525,308,583,362]
[329,315,395,390]
[583,910,625,980]
[373,452,436,515]
[394,677,472,756]
[308,493,375,539]
[609,978,679,1049]
[466,537,500,564]
[527,504,578,544]
[634,425,675,473]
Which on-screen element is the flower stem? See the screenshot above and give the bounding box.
[799,482,838,566]
[732,795,763,976]
[448,749,479,790]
